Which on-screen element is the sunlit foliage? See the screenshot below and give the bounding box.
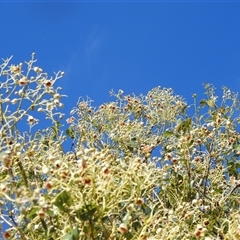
[1,55,240,240]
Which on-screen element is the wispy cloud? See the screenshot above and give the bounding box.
[60,26,105,88]
[84,26,104,67]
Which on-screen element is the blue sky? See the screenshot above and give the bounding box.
[1,1,240,114]
[1,1,240,236]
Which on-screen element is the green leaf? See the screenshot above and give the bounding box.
[91,119,98,126]
[28,206,39,220]
[163,131,174,138]
[50,121,62,139]
[46,209,55,217]
[53,190,71,212]
[62,227,79,240]
[124,231,134,239]
[233,143,240,151]
[200,99,207,107]
[40,137,50,146]
[188,139,194,147]
[176,118,192,134]
[206,99,216,108]
[75,205,97,221]
[79,207,97,221]
[228,162,240,179]
[180,105,188,114]
[200,99,216,108]
[126,142,137,151]
[66,128,75,139]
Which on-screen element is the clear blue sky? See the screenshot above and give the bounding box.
[1,1,240,236]
[1,1,240,113]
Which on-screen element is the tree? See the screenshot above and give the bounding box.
[0,55,240,240]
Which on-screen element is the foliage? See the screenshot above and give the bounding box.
[1,55,240,240]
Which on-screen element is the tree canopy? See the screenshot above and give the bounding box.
[1,55,240,240]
